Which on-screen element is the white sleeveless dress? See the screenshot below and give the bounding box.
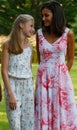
[35,28,77,130]
[4,46,34,130]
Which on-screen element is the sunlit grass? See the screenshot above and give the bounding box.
[0,112,8,122]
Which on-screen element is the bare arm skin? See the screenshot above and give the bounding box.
[66,30,75,71]
[36,33,40,64]
[1,43,17,110]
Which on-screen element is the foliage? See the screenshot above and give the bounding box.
[71,16,77,41]
[0,34,77,64]
[0,0,77,35]
[58,0,77,27]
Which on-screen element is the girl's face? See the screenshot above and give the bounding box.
[41,8,53,27]
[21,20,35,37]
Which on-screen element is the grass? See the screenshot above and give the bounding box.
[0,60,77,130]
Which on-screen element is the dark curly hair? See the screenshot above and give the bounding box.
[41,0,66,36]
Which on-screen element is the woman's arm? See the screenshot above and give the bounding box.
[66,30,74,71]
[36,33,40,64]
[1,43,17,109]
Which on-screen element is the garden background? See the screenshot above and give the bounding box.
[0,0,77,130]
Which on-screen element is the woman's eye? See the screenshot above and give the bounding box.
[45,14,49,17]
[42,14,49,17]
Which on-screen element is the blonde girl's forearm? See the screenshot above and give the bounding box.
[1,70,13,96]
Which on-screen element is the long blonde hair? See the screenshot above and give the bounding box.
[8,14,34,54]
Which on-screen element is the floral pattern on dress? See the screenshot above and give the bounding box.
[8,47,32,78]
[35,28,77,130]
[4,46,34,130]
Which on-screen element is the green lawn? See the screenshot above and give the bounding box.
[0,60,77,130]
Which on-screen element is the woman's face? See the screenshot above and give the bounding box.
[41,8,53,27]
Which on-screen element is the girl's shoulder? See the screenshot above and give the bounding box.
[2,41,9,51]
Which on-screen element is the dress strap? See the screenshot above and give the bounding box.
[37,29,42,35]
[63,27,70,36]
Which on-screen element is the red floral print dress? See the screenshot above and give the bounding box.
[34,28,77,130]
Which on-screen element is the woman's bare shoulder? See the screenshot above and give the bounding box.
[67,29,74,38]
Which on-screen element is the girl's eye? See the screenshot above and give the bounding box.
[31,24,33,27]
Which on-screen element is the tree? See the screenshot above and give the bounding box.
[72,16,77,41]
[58,0,77,27]
[0,0,77,35]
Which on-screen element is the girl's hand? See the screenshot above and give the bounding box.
[9,93,17,110]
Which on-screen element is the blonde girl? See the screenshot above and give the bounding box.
[1,14,35,130]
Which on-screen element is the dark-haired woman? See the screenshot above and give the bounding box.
[35,0,77,130]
